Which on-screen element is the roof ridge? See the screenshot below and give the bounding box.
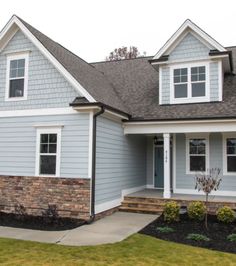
[91,55,153,65]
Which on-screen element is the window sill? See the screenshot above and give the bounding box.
[5,97,27,102]
[223,172,236,176]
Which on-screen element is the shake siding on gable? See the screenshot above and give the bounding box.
[0,30,79,110]
[95,116,146,206]
[0,113,89,178]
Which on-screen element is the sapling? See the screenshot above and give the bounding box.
[195,168,222,229]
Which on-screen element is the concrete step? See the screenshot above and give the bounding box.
[121,201,165,209]
[119,206,162,214]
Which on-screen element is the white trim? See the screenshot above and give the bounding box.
[123,120,236,135]
[88,111,93,179]
[5,52,29,101]
[170,61,210,104]
[0,16,96,102]
[174,188,236,197]
[152,140,155,187]
[95,198,121,214]
[3,49,31,55]
[35,126,62,177]
[173,133,176,192]
[0,107,78,118]
[159,66,162,104]
[163,133,171,198]
[185,133,209,175]
[153,19,226,60]
[33,124,64,128]
[222,133,236,176]
[121,185,146,200]
[218,60,223,101]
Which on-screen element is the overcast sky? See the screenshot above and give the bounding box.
[0,0,235,62]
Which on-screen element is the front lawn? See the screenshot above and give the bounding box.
[0,234,236,265]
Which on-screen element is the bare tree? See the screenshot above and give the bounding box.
[195,168,222,229]
[106,46,146,61]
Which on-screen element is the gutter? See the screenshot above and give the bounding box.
[87,106,105,223]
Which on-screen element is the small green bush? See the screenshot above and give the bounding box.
[163,201,180,223]
[217,206,235,223]
[156,226,175,233]
[227,234,236,242]
[187,201,206,221]
[186,233,210,242]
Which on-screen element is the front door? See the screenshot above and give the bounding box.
[154,146,164,188]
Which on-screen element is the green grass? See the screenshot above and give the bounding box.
[0,234,236,266]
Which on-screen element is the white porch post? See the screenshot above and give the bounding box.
[163,133,171,198]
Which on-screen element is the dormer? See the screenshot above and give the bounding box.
[149,19,233,105]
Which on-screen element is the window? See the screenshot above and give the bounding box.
[36,127,61,176]
[171,63,209,104]
[186,135,209,174]
[224,137,236,174]
[6,53,29,101]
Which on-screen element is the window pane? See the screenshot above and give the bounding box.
[174,84,187,98]
[40,155,56,175]
[199,74,205,81]
[10,60,17,69]
[191,74,198,82]
[17,68,25,77]
[174,76,180,83]
[190,139,206,154]
[227,156,236,172]
[49,144,57,153]
[181,75,187,83]
[40,144,48,153]
[18,59,25,68]
[190,146,197,154]
[49,134,57,143]
[41,134,48,143]
[192,82,205,97]
[10,69,17,78]
[190,156,205,171]
[181,68,187,75]
[9,79,24,97]
[227,138,236,147]
[191,66,205,82]
[174,69,180,76]
[199,66,205,73]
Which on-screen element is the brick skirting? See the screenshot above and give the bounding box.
[0,175,91,220]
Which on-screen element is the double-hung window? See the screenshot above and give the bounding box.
[172,63,208,104]
[6,53,29,101]
[224,136,236,174]
[186,135,209,174]
[36,127,62,177]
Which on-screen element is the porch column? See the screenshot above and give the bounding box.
[163,133,171,198]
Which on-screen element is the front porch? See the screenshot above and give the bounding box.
[120,189,236,214]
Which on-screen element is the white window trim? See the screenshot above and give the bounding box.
[223,133,236,176]
[170,61,210,104]
[35,127,62,177]
[5,52,29,101]
[186,133,209,175]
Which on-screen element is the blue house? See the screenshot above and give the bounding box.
[0,15,235,220]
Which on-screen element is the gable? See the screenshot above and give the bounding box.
[0,29,79,110]
[168,32,212,62]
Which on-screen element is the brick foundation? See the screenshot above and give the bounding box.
[0,175,91,220]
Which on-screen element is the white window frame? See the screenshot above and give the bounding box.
[170,61,210,104]
[223,133,236,176]
[35,127,62,177]
[186,133,209,175]
[5,52,29,101]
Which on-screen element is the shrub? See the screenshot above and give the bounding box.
[42,204,59,224]
[227,234,236,242]
[156,226,175,233]
[187,201,206,221]
[186,233,210,242]
[163,201,180,223]
[217,206,235,223]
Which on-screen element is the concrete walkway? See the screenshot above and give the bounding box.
[0,212,157,246]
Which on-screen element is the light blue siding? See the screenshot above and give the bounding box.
[0,113,89,178]
[0,30,79,110]
[168,32,211,62]
[175,133,236,191]
[210,62,219,101]
[95,116,146,205]
[161,67,170,104]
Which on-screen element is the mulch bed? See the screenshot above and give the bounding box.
[0,212,85,231]
[139,213,236,254]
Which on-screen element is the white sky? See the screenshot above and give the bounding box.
[0,0,235,62]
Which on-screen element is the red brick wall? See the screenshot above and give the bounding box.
[0,175,91,220]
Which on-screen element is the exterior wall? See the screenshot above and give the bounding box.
[168,32,211,62]
[0,30,79,110]
[210,61,219,101]
[175,133,236,192]
[0,113,89,178]
[95,116,146,212]
[161,67,170,104]
[0,175,90,219]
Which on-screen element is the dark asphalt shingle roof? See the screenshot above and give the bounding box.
[92,51,236,120]
[17,16,129,114]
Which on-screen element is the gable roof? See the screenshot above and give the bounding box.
[0,15,129,113]
[153,19,226,60]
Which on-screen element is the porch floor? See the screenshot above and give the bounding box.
[127,189,236,203]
